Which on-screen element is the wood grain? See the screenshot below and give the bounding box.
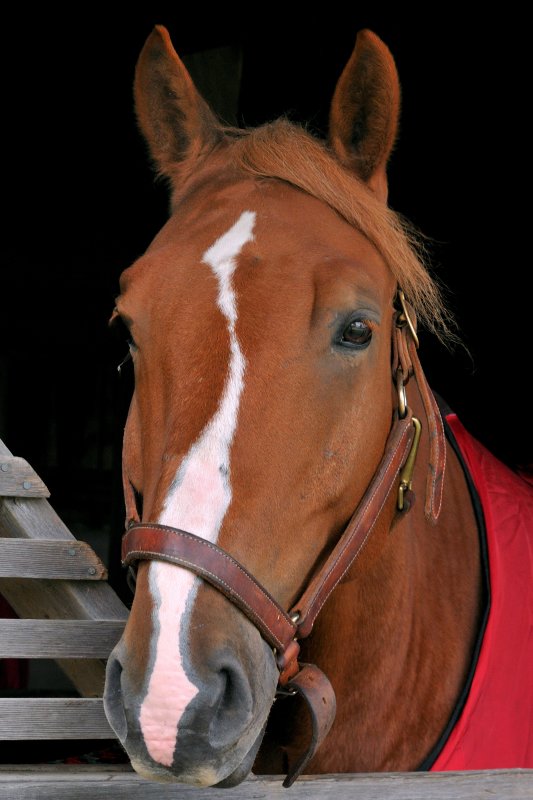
[0,456,50,498]
[0,439,129,696]
[0,766,531,799]
[0,539,107,580]
[0,620,125,658]
[0,699,115,740]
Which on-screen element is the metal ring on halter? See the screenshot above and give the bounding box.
[397,289,420,348]
[396,369,407,419]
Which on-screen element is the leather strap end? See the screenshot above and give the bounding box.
[282,663,337,788]
[408,339,446,523]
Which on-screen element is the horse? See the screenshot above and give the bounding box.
[103,24,533,787]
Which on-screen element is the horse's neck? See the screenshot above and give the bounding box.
[302,384,483,772]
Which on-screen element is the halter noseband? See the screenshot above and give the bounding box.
[121,293,445,786]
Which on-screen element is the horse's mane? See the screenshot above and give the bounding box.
[222,119,454,343]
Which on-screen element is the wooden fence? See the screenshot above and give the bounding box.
[0,438,531,799]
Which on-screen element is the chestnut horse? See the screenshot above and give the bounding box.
[103,25,533,787]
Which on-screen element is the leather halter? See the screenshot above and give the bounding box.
[121,294,446,787]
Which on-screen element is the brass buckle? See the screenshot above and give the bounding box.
[397,416,422,510]
[396,289,420,348]
[396,368,408,419]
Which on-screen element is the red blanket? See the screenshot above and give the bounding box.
[430,413,533,770]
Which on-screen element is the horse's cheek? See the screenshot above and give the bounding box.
[122,564,154,692]
[123,394,143,489]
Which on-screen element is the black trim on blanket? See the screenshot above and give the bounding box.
[416,394,491,771]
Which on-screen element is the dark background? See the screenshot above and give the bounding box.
[1,7,530,591]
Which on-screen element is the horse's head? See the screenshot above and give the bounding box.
[104,25,446,786]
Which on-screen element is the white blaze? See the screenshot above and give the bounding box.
[139,211,256,766]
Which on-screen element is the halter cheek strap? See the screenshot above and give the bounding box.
[392,292,446,522]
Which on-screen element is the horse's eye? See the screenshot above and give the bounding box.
[340,319,373,348]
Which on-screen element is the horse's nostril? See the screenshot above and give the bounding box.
[104,653,128,742]
[221,666,239,705]
[208,658,254,749]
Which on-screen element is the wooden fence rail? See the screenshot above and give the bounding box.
[0,766,531,800]
[0,699,114,739]
[0,436,127,748]
[0,438,128,700]
[0,620,125,659]
[0,539,107,579]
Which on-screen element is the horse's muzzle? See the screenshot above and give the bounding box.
[104,621,278,786]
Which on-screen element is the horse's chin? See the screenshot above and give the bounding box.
[127,719,269,788]
[213,721,268,787]
[129,759,182,784]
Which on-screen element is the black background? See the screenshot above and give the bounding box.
[2,7,530,588]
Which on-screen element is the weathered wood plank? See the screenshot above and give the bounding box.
[0,494,126,620]
[0,440,129,696]
[0,494,79,541]
[0,577,126,696]
[0,620,125,658]
[0,539,107,580]
[0,456,50,498]
[0,575,128,625]
[0,766,531,799]
[0,576,127,696]
[0,699,115,739]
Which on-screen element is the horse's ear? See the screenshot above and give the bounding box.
[328,30,401,203]
[134,25,222,180]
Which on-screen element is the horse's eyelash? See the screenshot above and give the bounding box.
[348,317,378,330]
[110,308,135,373]
[117,350,132,375]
